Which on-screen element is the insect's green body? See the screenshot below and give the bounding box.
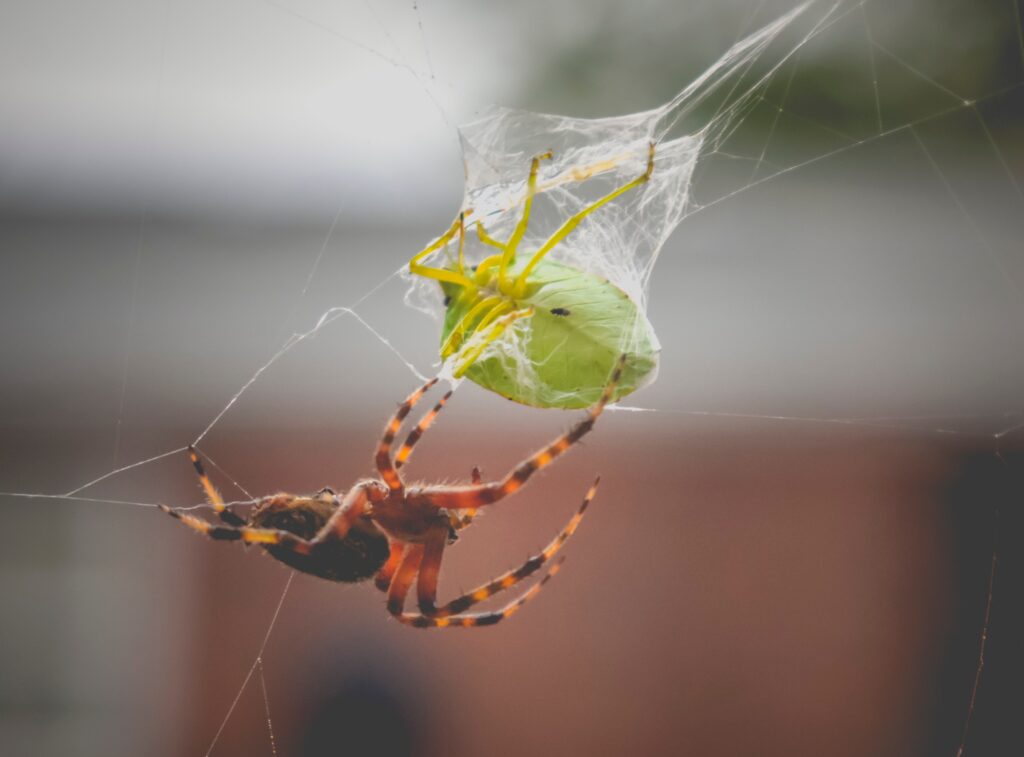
[440,259,658,408]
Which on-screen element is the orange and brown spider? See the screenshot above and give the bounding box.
[159,356,626,628]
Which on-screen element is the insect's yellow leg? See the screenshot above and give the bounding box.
[409,217,476,289]
[499,151,552,291]
[475,221,506,252]
[455,212,467,276]
[512,143,655,297]
[448,300,515,368]
[472,224,511,286]
[439,295,505,359]
[462,298,511,339]
[454,307,534,378]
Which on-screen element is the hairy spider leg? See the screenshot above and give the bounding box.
[413,522,451,613]
[375,377,439,492]
[399,476,599,628]
[374,541,405,592]
[395,560,566,629]
[158,505,313,553]
[409,216,475,289]
[390,390,481,532]
[457,467,483,527]
[511,142,656,297]
[423,354,625,510]
[378,480,480,599]
[386,544,424,616]
[446,466,483,534]
[393,390,454,471]
[188,445,246,527]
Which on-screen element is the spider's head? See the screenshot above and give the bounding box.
[250,492,390,583]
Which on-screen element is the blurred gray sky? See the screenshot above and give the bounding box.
[1,0,1020,221]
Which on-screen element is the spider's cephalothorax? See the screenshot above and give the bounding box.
[160,355,626,628]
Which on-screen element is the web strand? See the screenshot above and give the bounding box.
[955,524,998,757]
[203,572,294,757]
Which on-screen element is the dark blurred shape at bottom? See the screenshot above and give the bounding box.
[927,449,1024,757]
[299,673,424,757]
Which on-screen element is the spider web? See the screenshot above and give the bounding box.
[1,1,1022,755]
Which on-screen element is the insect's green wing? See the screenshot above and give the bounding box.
[442,260,659,408]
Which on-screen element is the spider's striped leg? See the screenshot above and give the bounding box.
[312,486,371,546]
[374,541,405,592]
[446,467,482,535]
[158,506,312,553]
[511,143,655,297]
[396,477,598,629]
[393,389,454,471]
[386,544,424,617]
[375,377,439,493]
[414,523,451,614]
[422,355,625,510]
[188,446,245,527]
[397,559,566,629]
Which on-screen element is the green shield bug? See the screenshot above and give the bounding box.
[408,145,661,408]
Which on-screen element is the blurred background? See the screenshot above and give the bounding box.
[2,0,1023,755]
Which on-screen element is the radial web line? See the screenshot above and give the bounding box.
[64,447,190,497]
[910,127,1024,304]
[193,264,423,445]
[261,0,454,133]
[870,39,968,104]
[861,3,883,132]
[610,406,994,439]
[955,524,998,757]
[972,108,1024,204]
[262,0,423,76]
[752,49,800,179]
[204,572,295,757]
[411,1,436,79]
[258,659,278,757]
[113,0,170,467]
[197,449,255,500]
[685,81,1024,221]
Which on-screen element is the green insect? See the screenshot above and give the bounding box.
[408,145,660,409]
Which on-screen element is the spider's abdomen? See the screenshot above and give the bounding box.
[251,495,390,583]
